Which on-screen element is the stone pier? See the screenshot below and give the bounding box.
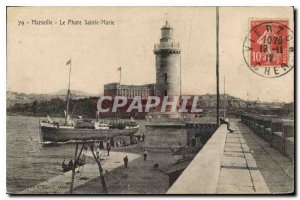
[167,120,294,194]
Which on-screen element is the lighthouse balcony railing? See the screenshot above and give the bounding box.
[154,42,180,50]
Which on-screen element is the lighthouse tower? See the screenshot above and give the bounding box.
[154,21,181,117]
[144,21,187,150]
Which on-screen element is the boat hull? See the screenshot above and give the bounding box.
[40,126,139,143]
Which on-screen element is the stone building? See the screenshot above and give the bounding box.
[104,83,155,99]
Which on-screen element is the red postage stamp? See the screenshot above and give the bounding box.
[243,19,294,78]
[250,20,289,67]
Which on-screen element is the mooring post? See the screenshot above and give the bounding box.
[74,143,85,164]
[69,143,79,194]
[88,143,108,193]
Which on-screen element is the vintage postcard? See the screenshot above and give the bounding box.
[6,6,294,194]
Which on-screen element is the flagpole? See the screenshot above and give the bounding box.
[119,67,122,85]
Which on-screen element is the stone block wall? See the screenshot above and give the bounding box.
[144,123,187,150]
[241,114,294,161]
[285,137,294,161]
[167,125,227,194]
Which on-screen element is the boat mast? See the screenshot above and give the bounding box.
[65,59,72,125]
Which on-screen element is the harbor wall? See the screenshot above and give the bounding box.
[241,114,294,161]
[144,123,187,150]
[167,124,227,194]
[144,117,217,151]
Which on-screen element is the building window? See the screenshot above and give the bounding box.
[191,138,196,148]
[164,90,168,96]
[164,73,167,81]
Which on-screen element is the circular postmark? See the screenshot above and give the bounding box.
[243,20,294,78]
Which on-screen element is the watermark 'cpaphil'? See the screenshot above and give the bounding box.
[97,95,202,113]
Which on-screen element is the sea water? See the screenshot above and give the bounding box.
[6,115,76,193]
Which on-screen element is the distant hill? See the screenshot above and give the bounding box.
[50,89,95,97]
[7,96,99,118]
[6,90,98,107]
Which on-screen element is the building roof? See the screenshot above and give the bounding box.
[104,83,155,90]
[161,20,172,29]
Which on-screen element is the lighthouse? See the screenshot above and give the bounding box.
[144,21,188,150]
[153,21,181,118]
[154,21,181,98]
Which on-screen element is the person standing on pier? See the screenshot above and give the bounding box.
[143,150,148,161]
[107,145,111,156]
[142,133,145,142]
[137,135,141,142]
[123,156,128,168]
[95,146,100,161]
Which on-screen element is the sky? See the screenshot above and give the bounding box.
[7,7,294,102]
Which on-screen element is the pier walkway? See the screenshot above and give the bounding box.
[217,122,269,194]
[19,151,140,194]
[167,121,294,194]
[230,122,294,193]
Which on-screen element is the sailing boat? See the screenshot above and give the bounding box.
[39,59,139,143]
